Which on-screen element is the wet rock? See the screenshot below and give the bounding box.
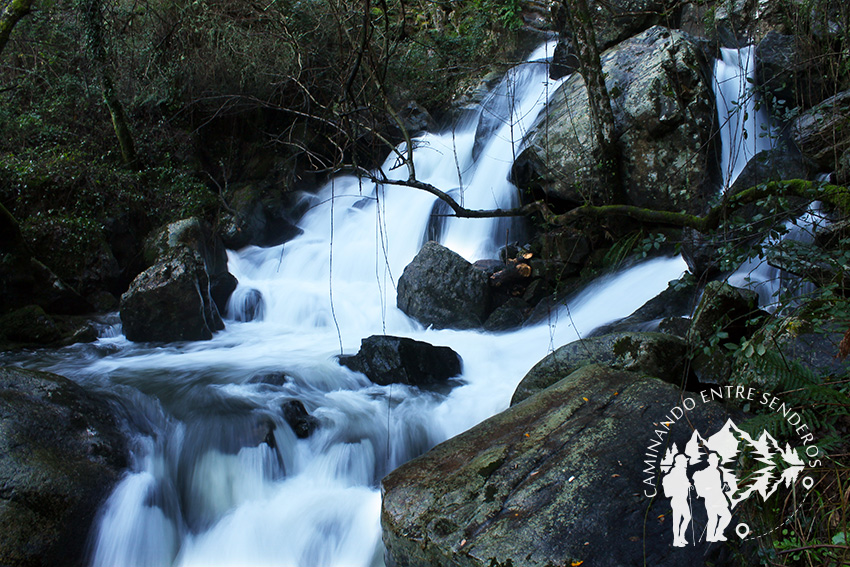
[397,242,491,329]
[120,248,224,342]
[713,0,791,47]
[0,366,126,567]
[338,335,462,388]
[483,297,530,332]
[382,365,733,567]
[593,277,699,336]
[281,400,320,439]
[144,217,237,314]
[514,26,715,214]
[229,288,265,322]
[219,183,303,249]
[791,89,850,171]
[511,332,690,405]
[0,305,61,344]
[729,147,815,195]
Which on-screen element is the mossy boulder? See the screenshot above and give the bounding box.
[0,305,61,345]
[0,366,126,567]
[382,365,733,567]
[511,332,690,405]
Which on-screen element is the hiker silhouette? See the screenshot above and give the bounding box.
[692,452,733,542]
[661,453,693,547]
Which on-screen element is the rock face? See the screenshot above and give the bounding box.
[791,89,850,171]
[339,335,462,388]
[513,26,716,214]
[0,366,126,567]
[511,332,690,405]
[219,183,303,249]
[397,242,491,329]
[120,248,224,342]
[756,32,826,110]
[382,365,733,567]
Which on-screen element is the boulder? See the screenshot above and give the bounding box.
[756,32,826,111]
[0,305,61,345]
[281,400,320,439]
[729,147,814,195]
[397,242,492,329]
[382,365,734,567]
[791,89,850,171]
[0,366,126,567]
[513,26,716,214]
[144,217,237,314]
[338,335,462,388]
[511,332,690,405]
[119,248,224,342]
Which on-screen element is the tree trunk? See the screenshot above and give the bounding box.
[79,0,137,167]
[0,0,35,58]
[558,0,622,202]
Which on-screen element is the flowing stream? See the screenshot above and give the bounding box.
[2,43,704,567]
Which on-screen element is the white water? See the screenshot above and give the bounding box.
[713,46,776,191]
[4,43,690,567]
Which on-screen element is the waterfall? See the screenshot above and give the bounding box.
[713,46,776,191]
[3,43,688,567]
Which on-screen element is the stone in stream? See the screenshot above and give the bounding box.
[0,366,126,567]
[339,335,462,389]
[397,241,492,330]
[381,365,735,567]
[281,400,320,439]
[120,248,224,342]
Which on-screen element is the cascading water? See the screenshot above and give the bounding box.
[2,43,688,567]
[713,46,776,191]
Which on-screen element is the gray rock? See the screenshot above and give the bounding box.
[791,89,850,171]
[514,26,715,214]
[339,335,462,388]
[397,242,492,329]
[0,366,126,567]
[219,184,303,249]
[120,248,224,342]
[511,332,690,404]
[382,364,733,567]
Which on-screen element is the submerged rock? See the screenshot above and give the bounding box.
[339,335,462,388]
[397,242,491,329]
[0,366,126,567]
[281,400,320,438]
[382,365,733,567]
[120,248,224,342]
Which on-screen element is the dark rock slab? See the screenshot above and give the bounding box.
[339,335,462,388]
[0,366,126,567]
